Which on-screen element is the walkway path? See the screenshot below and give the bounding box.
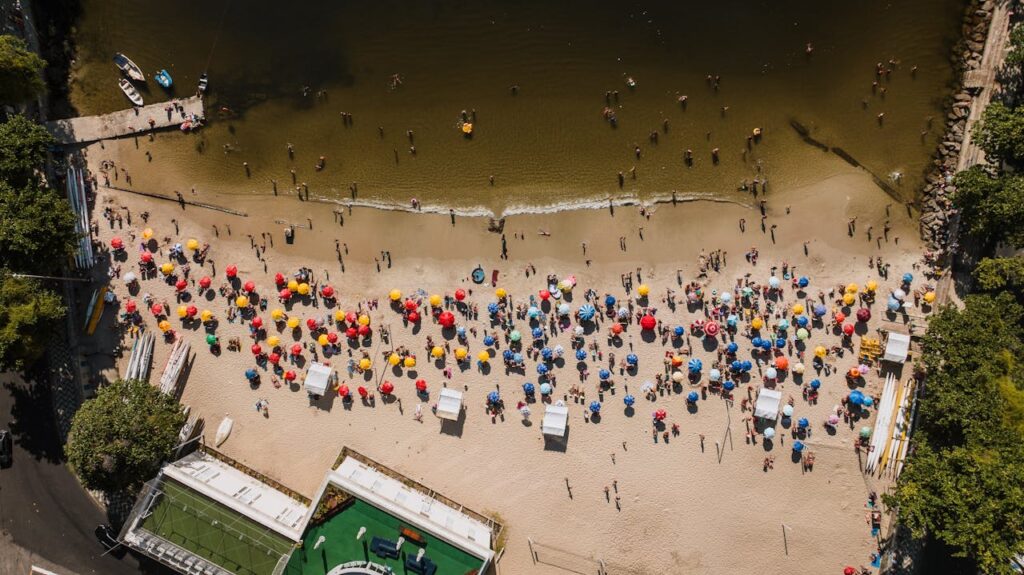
[45,97,205,145]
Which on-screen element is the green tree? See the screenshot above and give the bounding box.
[0,35,45,104]
[0,181,78,274]
[952,167,1024,248]
[974,256,1024,297]
[0,114,54,187]
[974,101,1024,167]
[0,272,65,369]
[66,379,186,492]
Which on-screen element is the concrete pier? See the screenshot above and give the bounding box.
[45,96,205,145]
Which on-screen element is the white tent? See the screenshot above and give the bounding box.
[541,402,569,437]
[754,387,782,420]
[883,332,911,363]
[436,388,463,421]
[303,362,332,396]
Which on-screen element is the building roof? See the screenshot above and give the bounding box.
[883,332,911,363]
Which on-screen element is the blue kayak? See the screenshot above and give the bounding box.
[154,69,173,89]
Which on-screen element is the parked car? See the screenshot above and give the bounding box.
[0,429,11,468]
[94,525,126,557]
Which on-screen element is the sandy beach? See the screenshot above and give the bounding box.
[82,134,929,575]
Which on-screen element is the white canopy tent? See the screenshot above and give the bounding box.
[754,388,782,420]
[883,332,911,363]
[303,362,332,396]
[436,388,464,420]
[541,402,569,437]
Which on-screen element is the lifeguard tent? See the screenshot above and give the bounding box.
[754,388,782,421]
[883,332,911,364]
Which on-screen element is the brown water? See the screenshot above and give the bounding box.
[70,0,965,214]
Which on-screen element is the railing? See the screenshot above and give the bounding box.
[200,442,312,505]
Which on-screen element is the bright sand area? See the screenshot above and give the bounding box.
[86,139,923,575]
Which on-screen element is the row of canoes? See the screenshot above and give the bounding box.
[114,52,208,107]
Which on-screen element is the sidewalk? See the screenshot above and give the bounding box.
[0,532,82,575]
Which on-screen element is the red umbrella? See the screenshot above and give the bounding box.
[856,308,871,322]
[199,276,212,289]
[243,281,256,292]
[539,289,550,300]
[404,299,417,311]
[835,311,846,323]
[274,272,286,285]
[357,386,369,397]
[704,321,719,336]
[407,311,420,323]
[843,568,856,575]
[380,381,394,394]
[151,303,164,315]
[252,316,263,328]
[291,343,303,355]
[415,379,427,392]
[186,305,198,317]
[175,279,188,291]
[140,252,153,263]
[438,311,456,328]
[611,323,623,335]
[338,384,350,397]
[250,344,262,355]
[654,409,667,421]
[306,318,319,330]
[125,300,137,313]
[843,323,855,336]
[268,352,281,364]
[346,311,358,324]
[640,315,657,330]
[110,237,124,250]
[284,370,297,381]
[327,332,339,343]
[279,288,292,300]
[321,285,335,298]
[454,289,466,301]
[358,324,371,336]
[225,265,238,278]
[346,327,358,339]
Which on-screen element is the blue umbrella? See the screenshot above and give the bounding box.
[731,360,743,371]
[245,368,257,380]
[798,417,809,428]
[727,342,739,354]
[687,358,703,373]
[557,303,571,316]
[887,297,901,312]
[623,394,635,406]
[727,314,739,327]
[778,319,790,330]
[528,306,540,318]
[599,369,611,380]
[487,391,500,404]
[540,382,552,395]
[902,272,913,284]
[687,391,699,403]
[626,353,638,365]
[536,364,549,375]
[589,401,601,413]
[579,304,596,321]
[723,380,736,391]
[532,327,544,339]
[483,335,495,346]
[513,353,524,363]
[487,302,499,315]
[575,348,587,361]
[795,316,808,327]
[502,349,513,360]
[523,382,535,394]
[673,326,685,337]
[798,276,809,288]
[541,347,553,360]
[863,396,875,407]
[605,295,616,307]
[752,336,763,348]
[810,379,821,390]
[813,304,826,317]
[741,360,753,372]
[792,440,805,452]
[456,326,467,336]
[775,338,786,349]
[849,390,865,405]
[760,340,772,351]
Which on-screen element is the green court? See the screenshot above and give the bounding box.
[283,498,482,575]
[139,479,296,575]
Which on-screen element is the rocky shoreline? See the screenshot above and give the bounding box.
[918,0,1000,251]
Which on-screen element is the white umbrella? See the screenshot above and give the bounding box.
[640,381,654,392]
[764,427,776,439]
[671,371,684,383]
[123,271,138,283]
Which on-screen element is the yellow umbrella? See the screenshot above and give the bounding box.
[845,283,859,294]
[358,358,371,370]
[158,320,171,332]
[792,304,804,315]
[142,228,154,240]
[287,317,300,329]
[923,291,936,303]
[389,289,402,301]
[388,353,401,366]
[455,347,468,360]
[186,238,200,251]
[358,314,370,326]
[638,284,650,297]
[176,305,188,318]
[842,293,856,306]
[866,280,878,292]
[318,334,329,346]
[495,288,507,299]
[160,262,174,275]
[287,279,299,292]
[297,282,310,296]
[431,346,444,358]
[200,309,213,322]
[403,356,416,368]
[334,310,346,322]
[235,295,249,308]
[267,335,280,347]
[814,346,827,358]
[271,308,285,320]
[429,294,442,307]
[751,317,764,330]
[477,351,490,362]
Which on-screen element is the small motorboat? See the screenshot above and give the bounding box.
[154,69,173,89]
[197,73,208,96]
[214,416,233,446]
[113,52,144,82]
[119,78,144,106]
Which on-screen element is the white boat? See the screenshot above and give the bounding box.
[214,416,233,446]
[113,52,145,82]
[197,72,208,96]
[119,78,144,106]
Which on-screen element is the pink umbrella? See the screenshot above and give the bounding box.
[704,321,719,336]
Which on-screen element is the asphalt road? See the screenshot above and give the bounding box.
[0,374,167,575]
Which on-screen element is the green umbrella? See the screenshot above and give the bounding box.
[796,328,809,340]
[509,330,521,342]
[206,334,218,345]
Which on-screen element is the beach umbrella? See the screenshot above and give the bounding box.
[358,314,370,326]
[752,336,763,348]
[478,351,490,362]
[924,291,936,304]
[578,304,596,321]
[849,390,865,405]
[519,405,531,418]
[407,311,420,323]
[828,414,840,425]
[291,343,303,355]
[842,293,856,306]
[810,379,821,390]
[532,327,544,339]
[122,271,138,285]
[653,408,667,421]
[242,281,256,293]
[856,308,871,322]
[495,288,507,299]
[640,381,654,393]
[557,303,571,316]
[268,352,281,364]
[536,364,549,375]
[863,396,875,407]
[388,353,401,366]
[345,311,357,323]
[792,304,805,315]
[768,276,781,289]
[456,326,466,337]
[150,303,164,316]
[176,305,188,318]
[795,315,809,328]
[793,362,805,374]
[860,427,872,439]
[523,382,535,395]
[225,265,238,278]
[172,279,187,293]
[205,334,217,345]
[751,317,764,330]
[741,360,752,372]
[782,404,794,417]
[381,381,395,394]
[527,306,540,319]
[731,360,743,372]
[124,300,137,313]
[502,349,514,361]
[687,358,703,373]
[761,340,773,351]
[322,285,336,298]
[792,441,805,453]
[272,272,285,285]
[845,567,857,575]
[541,347,553,361]
[140,227,154,240]
[186,305,198,318]
[139,252,154,265]
[720,291,733,304]
[865,281,878,293]
[599,369,611,380]
[796,328,809,340]
[812,304,827,318]
[575,348,587,361]
[267,335,280,347]
[483,335,495,346]
[540,383,552,395]
[487,391,500,404]
[835,311,847,323]
[604,295,616,307]
[640,315,657,330]
[687,391,699,403]
[200,309,213,322]
[775,338,786,349]
[763,427,776,439]
[160,262,174,276]
[727,314,739,327]
[415,379,427,392]
[250,314,263,327]
[455,348,468,360]
[709,368,721,382]
[637,284,650,296]
[110,237,124,250]
[279,288,293,300]
[338,384,350,397]
[846,283,859,294]
[624,394,635,407]
[345,327,358,339]
[389,289,402,301]
[798,276,809,288]
[704,322,719,337]
[431,346,444,358]
[573,326,585,336]
[893,288,906,301]
[842,323,855,336]
[814,345,827,358]
[765,367,778,380]
[318,334,330,346]
[537,289,551,301]
[887,297,901,312]
[902,272,913,284]
[250,344,262,355]
[236,295,250,308]
[673,326,685,337]
[723,380,736,391]
[306,318,318,330]
[613,307,626,319]
[404,299,418,312]
[777,319,790,331]
[672,371,684,383]
[554,345,565,357]
[611,323,624,335]
[510,330,522,342]
[454,288,466,301]
[626,353,638,366]
[726,342,739,354]
[798,417,809,428]
[357,386,369,398]
[589,401,601,413]
[297,283,311,296]
[487,303,499,315]
[245,368,257,380]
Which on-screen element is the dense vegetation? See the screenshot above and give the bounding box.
[0,35,45,104]
[66,379,186,492]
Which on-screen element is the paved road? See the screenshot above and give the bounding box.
[0,374,167,575]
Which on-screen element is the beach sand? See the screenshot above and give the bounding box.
[84,138,924,574]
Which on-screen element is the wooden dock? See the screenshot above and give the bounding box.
[45,96,205,145]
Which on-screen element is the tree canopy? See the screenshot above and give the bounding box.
[0,114,54,187]
[0,272,65,370]
[0,35,45,104]
[66,379,186,492]
[0,181,78,275]
[951,166,1024,249]
[974,101,1024,167]
[974,256,1024,300]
